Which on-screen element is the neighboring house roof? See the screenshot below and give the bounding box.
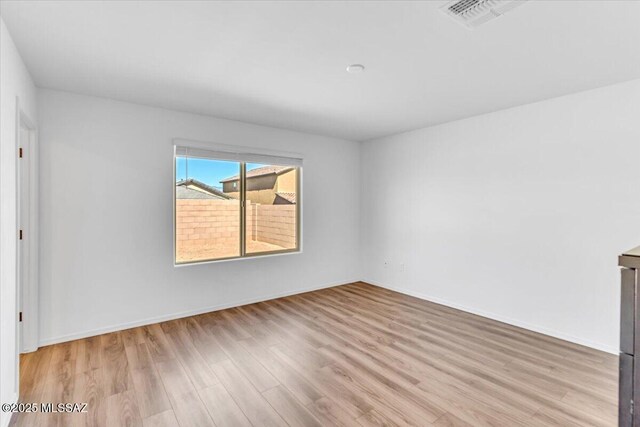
[220,165,293,183]
[275,192,296,204]
[176,179,232,199]
[176,186,223,200]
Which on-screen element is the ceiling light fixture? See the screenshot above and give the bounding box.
[346,64,365,74]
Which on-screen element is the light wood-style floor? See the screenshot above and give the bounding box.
[12,282,617,427]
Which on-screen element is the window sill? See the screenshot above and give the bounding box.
[174,248,302,267]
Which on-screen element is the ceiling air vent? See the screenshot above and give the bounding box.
[440,0,528,29]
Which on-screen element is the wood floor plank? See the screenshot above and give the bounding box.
[263,385,323,427]
[216,310,252,340]
[506,357,616,404]
[319,345,445,421]
[560,389,617,425]
[129,366,171,419]
[121,328,145,349]
[141,324,176,363]
[269,345,372,419]
[239,337,324,405]
[270,340,332,370]
[124,342,154,371]
[306,397,360,427]
[168,390,215,427]
[356,410,399,427]
[319,362,440,426]
[230,306,283,346]
[432,413,474,427]
[71,367,105,427]
[416,377,528,426]
[142,410,179,427]
[208,324,279,392]
[100,332,133,396]
[160,323,219,389]
[210,359,287,427]
[36,342,79,427]
[105,390,142,427]
[49,340,78,396]
[197,383,252,427]
[125,343,171,419]
[154,360,214,427]
[19,345,53,402]
[182,317,228,365]
[76,336,102,374]
[529,401,613,427]
[154,360,194,398]
[15,282,617,427]
[235,305,284,346]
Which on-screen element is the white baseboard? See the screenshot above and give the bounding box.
[364,279,618,355]
[1,393,18,427]
[38,279,355,347]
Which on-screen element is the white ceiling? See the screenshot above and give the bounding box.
[2,1,639,141]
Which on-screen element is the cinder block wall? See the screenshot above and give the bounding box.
[176,200,241,247]
[176,200,296,249]
[255,205,297,248]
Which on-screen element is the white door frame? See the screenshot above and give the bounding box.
[16,97,39,356]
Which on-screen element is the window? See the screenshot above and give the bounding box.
[174,145,301,265]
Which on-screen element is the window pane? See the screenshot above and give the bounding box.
[175,157,241,263]
[244,163,298,254]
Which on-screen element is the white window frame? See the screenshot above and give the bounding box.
[172,139,303,266]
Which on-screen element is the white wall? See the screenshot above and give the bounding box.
[0,18,38,427]
[37,89,361,345]
[361,79,640,353]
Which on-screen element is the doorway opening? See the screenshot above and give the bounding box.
[16,108,38,363]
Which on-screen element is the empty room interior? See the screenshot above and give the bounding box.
[1,1,640,426]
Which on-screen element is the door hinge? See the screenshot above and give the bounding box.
[19,312,23,322]
[19,147,23,158]
[19,229,23,240]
